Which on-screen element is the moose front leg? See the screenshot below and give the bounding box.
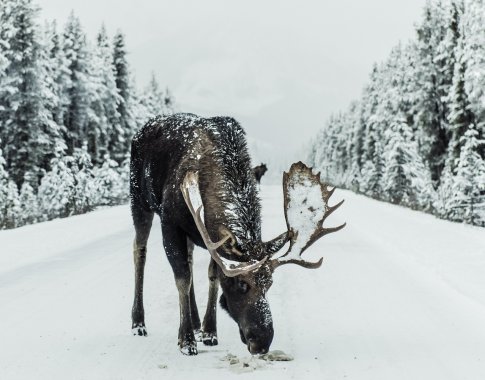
[187,238,202,341]
[201,258,219,346]
[131,206,154,336]
[163,225,198,355]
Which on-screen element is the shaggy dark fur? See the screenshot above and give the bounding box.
[129,113,289,356]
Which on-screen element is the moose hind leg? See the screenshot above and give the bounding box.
[187,238,202,341]
[202,258,219,346]
[131,206,154,336]
[163,225,197,355]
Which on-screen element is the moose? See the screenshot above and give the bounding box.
[252,163,267,184]
[130,113,345,355]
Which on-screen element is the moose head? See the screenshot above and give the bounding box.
[181,161,346,354]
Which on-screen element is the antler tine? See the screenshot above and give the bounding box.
[181,172,267,277]
[321,222,347,236]
[278,257,324,269]
[326,186,336,200]
[271,162,346,270]
[321,199,345,224]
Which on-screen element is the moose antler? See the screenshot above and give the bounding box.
[181,171,267,277]
[270,162,346,270]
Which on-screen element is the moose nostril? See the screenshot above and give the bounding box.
[248,340,258,354]
[248,338,269,355]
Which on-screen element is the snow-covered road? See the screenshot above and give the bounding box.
[1,185,485,380]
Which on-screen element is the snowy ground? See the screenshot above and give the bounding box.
[1,185,485,380]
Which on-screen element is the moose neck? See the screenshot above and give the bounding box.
[198,140,262,253]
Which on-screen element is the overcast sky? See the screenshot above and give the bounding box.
[38,0,426,165]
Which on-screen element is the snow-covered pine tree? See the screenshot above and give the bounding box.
[37,151,76,220]
[118,154,130,201]
[71,144,97,214]
[382,114,434,209]
[85,44,108,165]
[414,0,451,183]
[358,65,386,198]
[0,148,21,229]
[462,0,485,158]
[138,73,174,120]
[34,21,65,177]
[378,44,434,209]
[441,125,485,225]
[446,8,476,172]
[37,145,97,221]
[0,0,15,124]
[83,24,115,165]
[93,155,125,206]
[382,116,409,205]
[112,30,137,162]
[0,0,58,186]
[18,173,39,225]
[42,21,70,147]
[89,24,121,164]
[346,102,364,191]
[63,12,90,155]
[0,3,11,82]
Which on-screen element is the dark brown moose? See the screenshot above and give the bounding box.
[129,113,345,355]
[252,163,267,183]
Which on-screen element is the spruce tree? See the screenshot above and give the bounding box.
[19,179,39,225]
[93,155,124,205]
[382,114,434,209]
[43,21,70,145]
[112,30,136,161]
[91,24,121,163]
[63,12,90,154]
[446,125,485,225]
[0,0,57,186]
[0,148,20,229]
[414,0,450,182]
[446,17,475,172]
[71,144,96,214]
[462,0,485,158]
[138,73,174,119]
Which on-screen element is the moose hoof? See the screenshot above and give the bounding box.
[202,332,218,346]
[194,329,202,342]
[179,341,198,356]
[132,323,147,336]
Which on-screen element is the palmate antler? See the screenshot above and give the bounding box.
[270,162,346,270]
[181,172,267,277]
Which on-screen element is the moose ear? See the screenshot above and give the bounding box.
[263,231,291,255]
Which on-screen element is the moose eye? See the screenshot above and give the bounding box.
[237,280,249,294]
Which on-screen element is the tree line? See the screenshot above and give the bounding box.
[309,0,485,227]
[0,0,174,229]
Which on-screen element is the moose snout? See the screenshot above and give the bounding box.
[247,337,270,355]
[241,325,274,355]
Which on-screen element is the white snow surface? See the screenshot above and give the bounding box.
[1,185,485,379]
